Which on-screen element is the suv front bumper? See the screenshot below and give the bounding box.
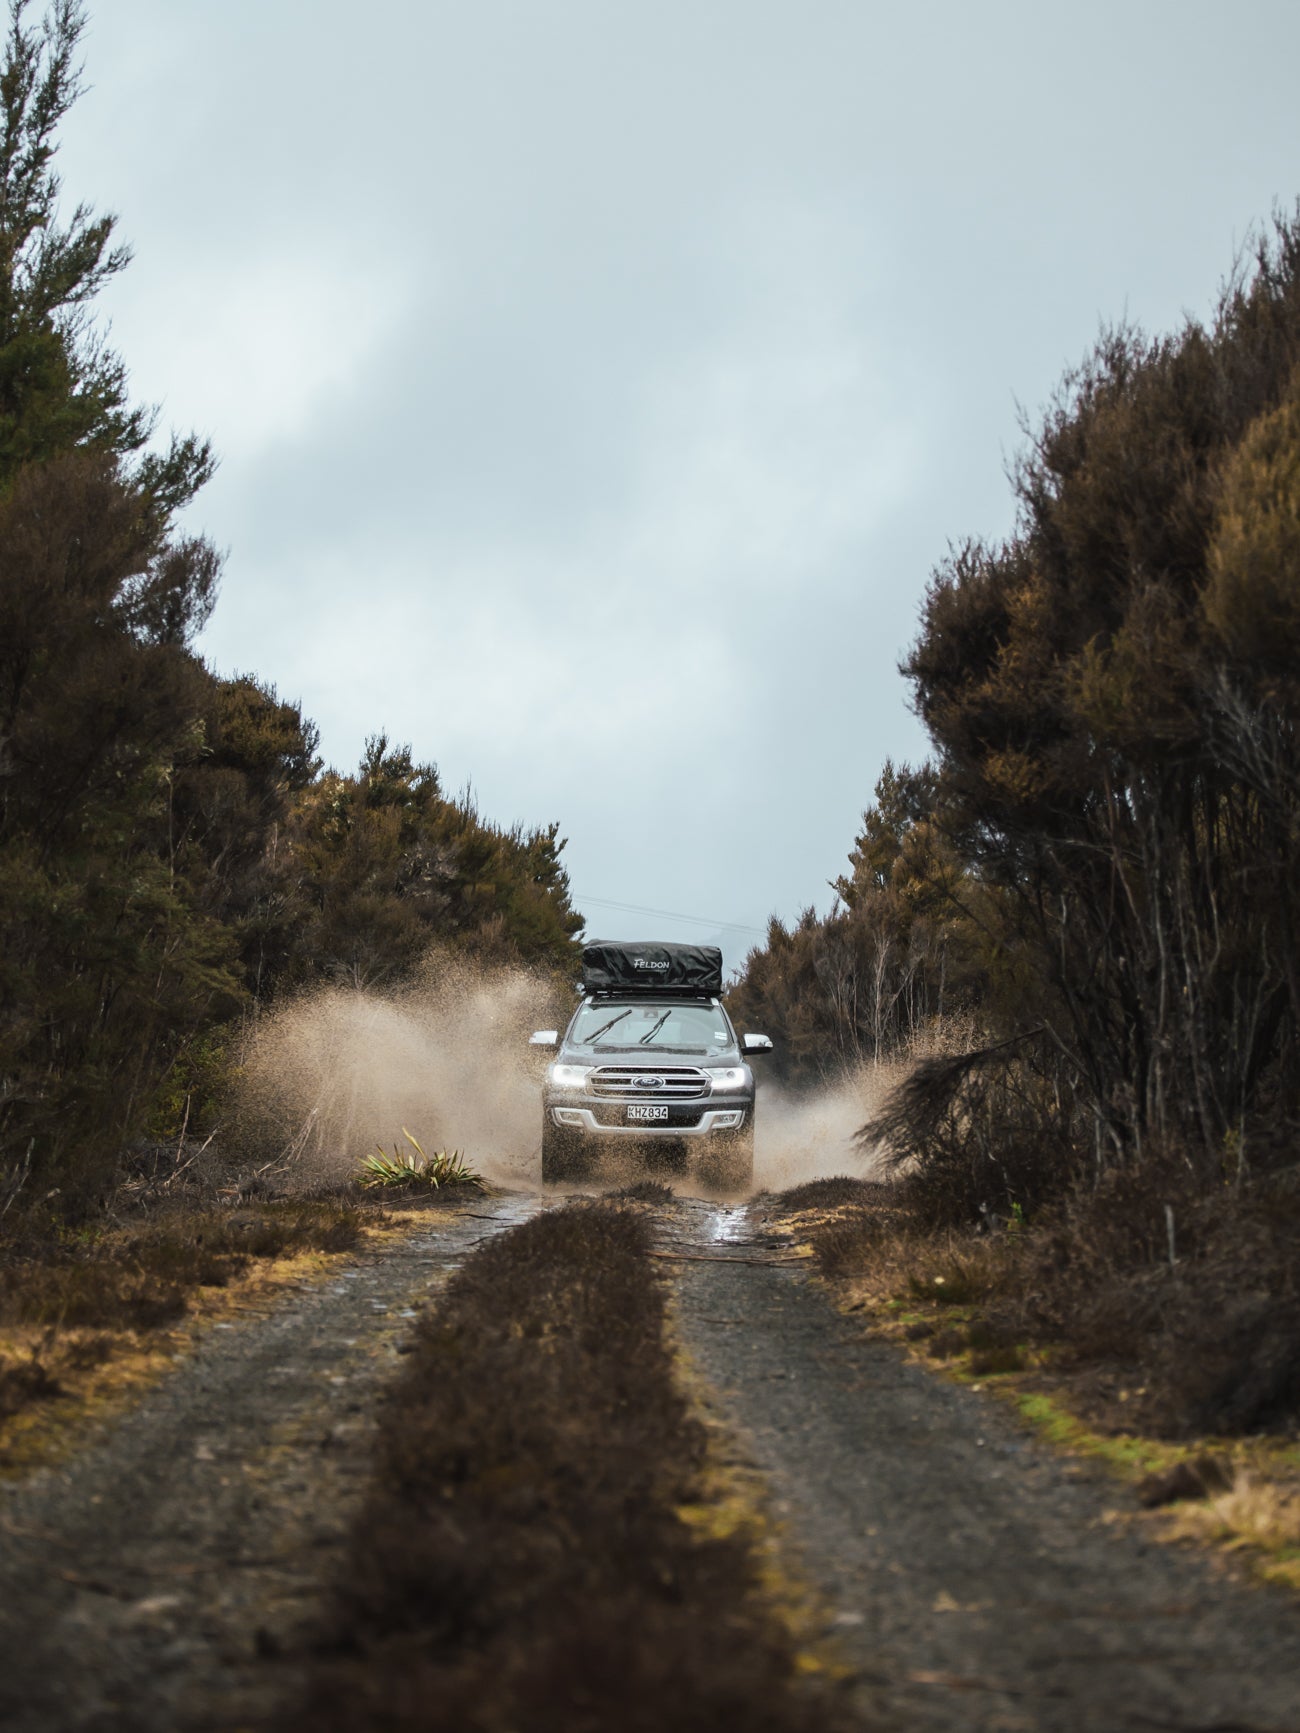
[546,1104,750,1138]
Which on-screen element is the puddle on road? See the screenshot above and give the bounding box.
[707,1206,752,1244]
[483,1191,551,1230]
[415,1191,552,1270]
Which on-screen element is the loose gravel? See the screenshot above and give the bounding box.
[0,1195,545,1733]
[3,1188,1298,1733]
[669,1198,1300,1733]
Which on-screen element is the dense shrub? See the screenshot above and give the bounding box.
[737,212,1300,1234]
[0,6,582,1215]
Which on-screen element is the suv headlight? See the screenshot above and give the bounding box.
[706,1067,748,1092]
[547,1063,593,1090]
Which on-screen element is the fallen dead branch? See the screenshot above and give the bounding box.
[648,1251,808,1267]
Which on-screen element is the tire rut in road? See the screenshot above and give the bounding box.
[667,1198,1300,1733]
[0,1192,547,1733]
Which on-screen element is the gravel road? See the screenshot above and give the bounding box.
[0,1194,545,1733]
[2,1189,1298,1733]
[668,1198,1300,1733]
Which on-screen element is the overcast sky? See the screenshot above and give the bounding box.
[58,0,1300,969]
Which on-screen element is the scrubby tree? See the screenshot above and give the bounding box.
[0,0,210,508]
[0,2,230,1206]
[727,760,977,1086]
[0,456,239,1200]
[732,211,1300,1225]
[0,3,587,1213]
[901,212,1300,1191]
[282,736,582,990]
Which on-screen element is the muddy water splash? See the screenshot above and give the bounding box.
[235,956,560,1188]
[751,1017,977,1192]
[237,959,920,1197]
[753,1065,900,1192]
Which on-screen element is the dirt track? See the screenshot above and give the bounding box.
[671,1197,1300,1733]
[0,1196,544,1732]
[1,1191,1298,1732]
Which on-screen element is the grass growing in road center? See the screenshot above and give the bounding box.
[287,1201,867,1733]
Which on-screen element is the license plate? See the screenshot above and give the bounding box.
[626,1103,670,1123]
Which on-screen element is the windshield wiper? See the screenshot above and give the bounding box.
[638,1011,671,1045]
[583,1008,632,1045]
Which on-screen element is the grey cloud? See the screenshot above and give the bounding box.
[57,0,1300,962]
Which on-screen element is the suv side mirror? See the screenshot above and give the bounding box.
[742,1033,773,1054]
[529,1030,559,1048]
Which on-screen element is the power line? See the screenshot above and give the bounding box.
[575,894,767,938]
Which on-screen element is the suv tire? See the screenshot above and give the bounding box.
[541,1121,591,1186]
[699,1129,754,1195]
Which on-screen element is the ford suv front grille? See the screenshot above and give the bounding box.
[591,1066,709,1100]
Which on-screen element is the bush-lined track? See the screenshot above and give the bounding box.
[2,1188,1299,1732]
[285,1199,859,1733]
[670,1194,1300,1733]
[0,1196,542,1732]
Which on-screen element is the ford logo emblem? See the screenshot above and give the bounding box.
[640,1075,665,1089]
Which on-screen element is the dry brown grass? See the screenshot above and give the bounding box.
[1,1198,362,1325]
[1166,1470,1300,1546]
[772,1176,888,1213]
[767,1167,1300,1587]
[0,1198,366,1440]
[287,1202,867,1733]
[783,1162,1300,1442]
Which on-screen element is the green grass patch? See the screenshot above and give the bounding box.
[1011,1391,1185,1480]
[359,1129,484,1191]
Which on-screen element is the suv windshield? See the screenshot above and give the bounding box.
[568,1001,735,1053]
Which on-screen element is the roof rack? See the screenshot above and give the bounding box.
[582,940,723,997]
[586,988,717,1003]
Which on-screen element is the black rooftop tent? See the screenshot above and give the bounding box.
[581,940,723,996]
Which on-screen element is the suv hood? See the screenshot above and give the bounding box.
[560,1044,742,1063]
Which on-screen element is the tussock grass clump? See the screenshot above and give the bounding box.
[1169,1471,1300,1554]
[604,1179,676,1203]
[811,1210,889,1279]
[360,1129,484,1191]
[0,1355,62,1422]
[289,1203,863,1733]
[774,1176,886,1213]
[790,1186,917,1281]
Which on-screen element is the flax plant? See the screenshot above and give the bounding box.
[360,1129,483,1190]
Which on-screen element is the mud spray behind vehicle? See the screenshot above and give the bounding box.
[530,941,773,1191]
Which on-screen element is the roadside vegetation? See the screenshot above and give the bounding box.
[360,1131,484,1190]
[767,1176,1300,1591]
[285,1201,863,1733]
[731,212,1300,1536]
[0,1,572,1466]
[0,1,581,1237]
[0,1183,382,1463]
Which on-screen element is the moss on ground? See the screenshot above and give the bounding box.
[669,1328,855,1688]
[762,1181,1300,1598]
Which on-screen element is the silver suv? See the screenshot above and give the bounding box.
[530,943,772,1191]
